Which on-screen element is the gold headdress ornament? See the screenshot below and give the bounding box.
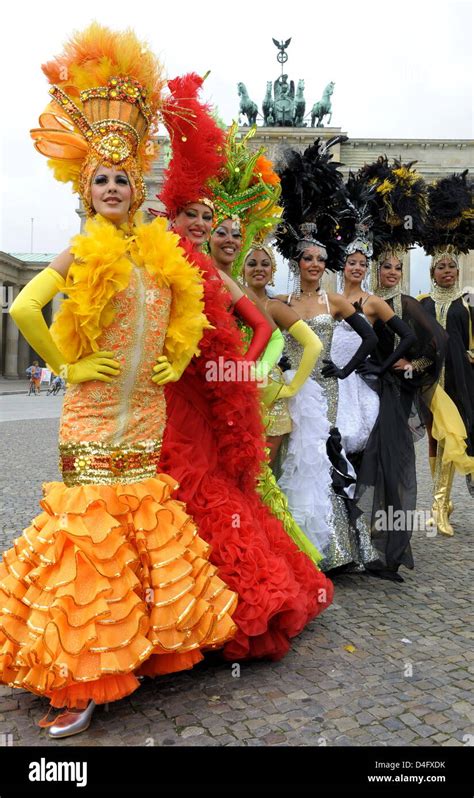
[31,23,166,217]
[431,244,460,270]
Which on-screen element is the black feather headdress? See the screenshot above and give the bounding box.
[356,157,428,260]
[422,171,474,257]
[274,135,350,271]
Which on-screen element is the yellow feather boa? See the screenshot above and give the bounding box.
[51,214,210,368]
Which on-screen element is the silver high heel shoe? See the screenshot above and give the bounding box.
[48,700,96,739]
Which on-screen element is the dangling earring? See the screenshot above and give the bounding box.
[336,271,345,294]
[294,268,301,297]
[287,261,300,296]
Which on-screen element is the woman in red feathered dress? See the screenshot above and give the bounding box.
[159,218,333,661]
[154,72,334,660]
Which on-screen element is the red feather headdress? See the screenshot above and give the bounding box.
[159,73,226,218]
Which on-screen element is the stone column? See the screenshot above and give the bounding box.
[460,251,474,289]
[0,281,4,375]
[4,285,20,379]
[17,333,32,378]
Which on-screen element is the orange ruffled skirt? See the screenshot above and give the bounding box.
[0,473,237,709]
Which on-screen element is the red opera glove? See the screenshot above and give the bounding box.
[233,295,272,363]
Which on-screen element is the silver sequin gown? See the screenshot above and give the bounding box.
[278,308,378,571]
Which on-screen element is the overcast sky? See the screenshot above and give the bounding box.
[1,0,472,292]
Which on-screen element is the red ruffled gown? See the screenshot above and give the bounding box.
[159,246,334,661]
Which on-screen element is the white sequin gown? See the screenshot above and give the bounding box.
[278,294,378,571]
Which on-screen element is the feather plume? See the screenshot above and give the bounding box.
[274,136,349,270]
[42,21,165,109]
[159,73,226,217]
[355,156,428,258]
[422,171,474,255]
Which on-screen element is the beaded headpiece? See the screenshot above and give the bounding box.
[345,228,374,260]
[431,245,460,269]
[207,122,282,277]
[243,243,277,284]
[31,23,165,217]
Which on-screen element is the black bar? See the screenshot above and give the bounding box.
[0,745,471,796]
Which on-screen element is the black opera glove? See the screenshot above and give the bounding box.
[356,360,383,378]
[321,312,377,380]
[357,314,417,378]
[320,359,347,379]
[377,314,417,374]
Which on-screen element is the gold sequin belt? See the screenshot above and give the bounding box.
[59,440,163,486]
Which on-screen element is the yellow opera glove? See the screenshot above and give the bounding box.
[260,373,287,408]
[66,351,121,384]
[9,267,120,384]
[9,267,69,376]
[152,354,188,386]
[278,319,322,399]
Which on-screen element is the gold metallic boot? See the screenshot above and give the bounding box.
[429,455,453,516]
[429,456,455,537]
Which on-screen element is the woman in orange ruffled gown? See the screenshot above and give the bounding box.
[0,24,237,739]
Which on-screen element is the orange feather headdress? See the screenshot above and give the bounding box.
[31,22,166,216]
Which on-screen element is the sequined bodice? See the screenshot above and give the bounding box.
[284,314,335,378]
[61,266,172,449]
[283,313,339,424]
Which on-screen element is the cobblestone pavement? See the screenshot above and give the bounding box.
[0,413,472,748]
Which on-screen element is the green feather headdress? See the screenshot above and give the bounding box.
[208,122,282,277]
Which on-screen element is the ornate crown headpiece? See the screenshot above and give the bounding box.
[30,23,166,217]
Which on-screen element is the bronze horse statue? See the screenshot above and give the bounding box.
[262,81,274,126]
[294,79,306,127]
[311,81,335,127]
[238,82,258,126]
